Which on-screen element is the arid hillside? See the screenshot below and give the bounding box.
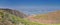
[28,11,60,24]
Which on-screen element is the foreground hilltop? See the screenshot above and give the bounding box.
[0,8,28,25]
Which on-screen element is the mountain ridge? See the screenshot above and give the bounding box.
[0,8,28,18]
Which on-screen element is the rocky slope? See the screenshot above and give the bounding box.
[0,8,29,25]
[0,8,28,18]
[0,8,25,25]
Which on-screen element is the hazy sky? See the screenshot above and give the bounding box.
[0,0,60,14]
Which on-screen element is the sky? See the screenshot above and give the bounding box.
[0,0,60,14]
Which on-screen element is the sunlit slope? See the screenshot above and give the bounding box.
[28,11,60,24]
[35,11,60,20]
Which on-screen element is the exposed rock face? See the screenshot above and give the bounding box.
[0,8,28,18]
